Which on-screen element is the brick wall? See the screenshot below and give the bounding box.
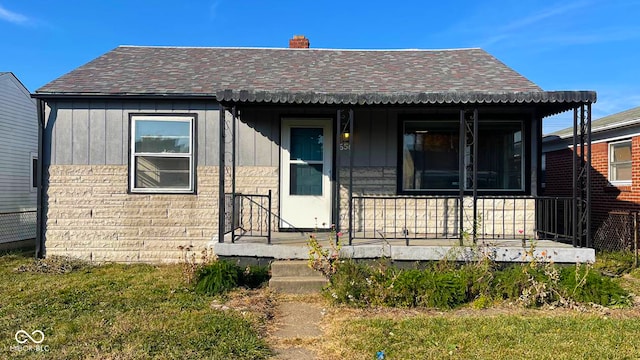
[544,136,640,235]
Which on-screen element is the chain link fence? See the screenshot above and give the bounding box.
[593,211,639,252]
[0,210,37,245]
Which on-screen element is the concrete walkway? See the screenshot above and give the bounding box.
[271,300,325,359]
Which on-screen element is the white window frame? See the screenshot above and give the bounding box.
[609,139,632,185]
[30,152,38,192]
[130,114,195,193]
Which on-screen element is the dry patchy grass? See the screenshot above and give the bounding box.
[0,253,271,359]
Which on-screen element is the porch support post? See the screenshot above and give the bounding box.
[472,108,478,243]
[218,107,226,243]
[231,106,237,243]
[348,109,354,246]
[458,109,465,245]
[576,103,592,248]
[586,103,592,248]
[572,106,578,247]
[530,112,540,197]
[335,110,342,233]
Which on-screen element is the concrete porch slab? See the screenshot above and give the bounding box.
[212,234,595,263]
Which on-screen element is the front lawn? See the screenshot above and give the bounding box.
[323,311,640,359]
[0,252,271,359]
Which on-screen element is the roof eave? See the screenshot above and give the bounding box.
[31,92,217,100]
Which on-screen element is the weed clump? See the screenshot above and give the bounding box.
[194,260,270,296]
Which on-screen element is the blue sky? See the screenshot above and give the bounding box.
[1,0,638,134]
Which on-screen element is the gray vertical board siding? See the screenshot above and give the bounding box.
[254,111,276,166]
[0,73,38,213]
[369,110,390,167]
[385,111,397,167]
[72,102,90,164]
[89,102,106,165]
[105,103,124,165]
[53,103,73,165]
[205,103,220,166]
[271,112,279,166]
[237,108,255,166]
[192,102,207,167]
[235,108,279,167]
[352,110,372,167]
[46,100,221,166]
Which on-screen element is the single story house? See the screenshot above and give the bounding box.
[0,72,38,250]
[33,36,596,263]
[543,106,640,251]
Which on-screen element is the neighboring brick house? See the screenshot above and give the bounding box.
[33,36,596,263]
[543,106,640,249]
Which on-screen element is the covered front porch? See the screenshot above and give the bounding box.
[214,91,596,262]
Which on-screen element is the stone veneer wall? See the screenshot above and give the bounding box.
[233,166,279,231]
[45,165,219,263]
[340,167,536,239]
[44,165,280,262]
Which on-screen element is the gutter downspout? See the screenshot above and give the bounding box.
[35,99,45,258]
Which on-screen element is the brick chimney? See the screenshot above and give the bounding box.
[289,35,310,49]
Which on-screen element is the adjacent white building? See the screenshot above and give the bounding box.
[0,72,38,249]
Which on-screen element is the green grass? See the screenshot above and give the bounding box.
[0,253,271,359]
[328,314,640,359]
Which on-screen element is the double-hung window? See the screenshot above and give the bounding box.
[609,140,632,184]
[130,114,195,193]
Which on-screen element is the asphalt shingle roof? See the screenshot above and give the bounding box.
[548,105,640,139]
[35,46,596,110]
[38,46,542,95]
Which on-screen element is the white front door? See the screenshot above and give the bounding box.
[280,119,333,229]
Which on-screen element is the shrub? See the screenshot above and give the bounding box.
[325,260,632,309]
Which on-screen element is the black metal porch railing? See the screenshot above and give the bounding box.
[350,195,461,245]
[349,195,578,246]
[535,196,575,243]
[225,191,272,244]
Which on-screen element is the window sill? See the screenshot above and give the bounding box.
[129,189,196,195]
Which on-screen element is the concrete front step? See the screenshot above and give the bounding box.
[271,260,322,277]
[270,260,329,294]
[269,277,329,294]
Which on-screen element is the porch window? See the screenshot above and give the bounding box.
[130,115,195,193]
[403,120,459,190]
[609,140,632,184]
[402,119,523,191]
[475,122,523,190]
